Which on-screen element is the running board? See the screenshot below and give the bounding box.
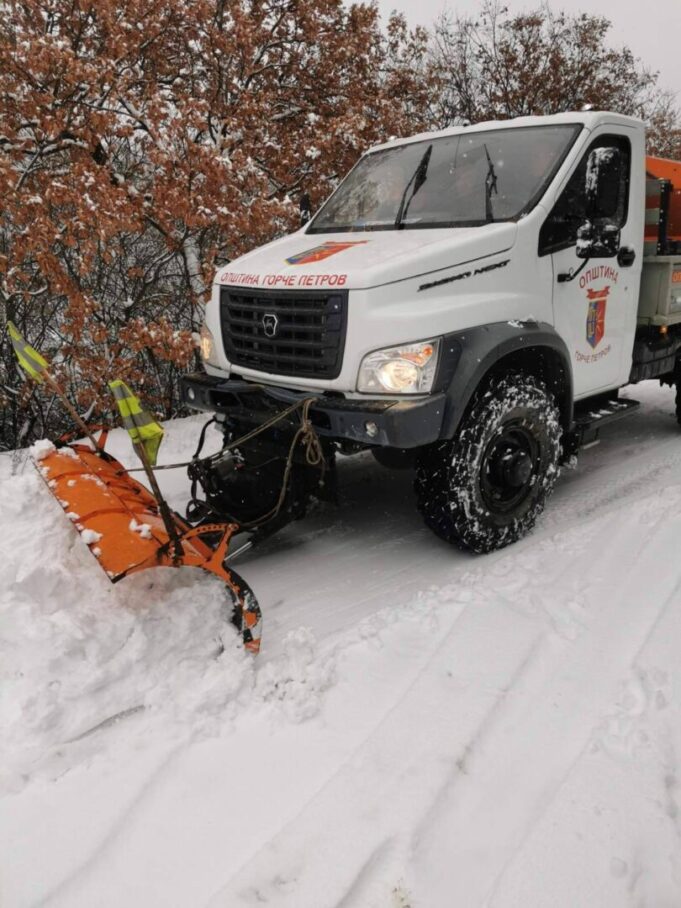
[573,397,640,446]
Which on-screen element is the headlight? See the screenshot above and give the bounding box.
[199,323,218,365]
[357,339,440,394]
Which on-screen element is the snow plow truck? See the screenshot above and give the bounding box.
[181,110,681,554]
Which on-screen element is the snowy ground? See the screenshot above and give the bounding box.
[2,380,681,908]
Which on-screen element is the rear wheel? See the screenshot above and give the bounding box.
[415,373,562,553]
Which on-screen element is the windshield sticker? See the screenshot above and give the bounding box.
[285,241,368,265]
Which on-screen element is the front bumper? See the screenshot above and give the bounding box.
[180,372,446,448]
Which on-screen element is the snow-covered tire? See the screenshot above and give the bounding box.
[415,373,562,554]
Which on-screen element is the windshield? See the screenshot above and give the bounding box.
[308,124,581,233]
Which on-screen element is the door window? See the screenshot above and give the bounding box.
[539,135,631,256]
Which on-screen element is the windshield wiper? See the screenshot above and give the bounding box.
[483,143,498,223]
[394,144,433,229]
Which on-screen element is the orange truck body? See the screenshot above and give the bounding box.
[646,155,681,250]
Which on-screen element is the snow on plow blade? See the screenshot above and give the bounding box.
[34,439,262,654]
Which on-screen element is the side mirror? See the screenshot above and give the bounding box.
[576,220,621,259]
[585,146,622,219]
[300,192,311,226]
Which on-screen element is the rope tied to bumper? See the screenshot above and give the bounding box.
[180,396,326,532]
[124,396,317,473]
[299,398,324,468]
[236,397,325,529]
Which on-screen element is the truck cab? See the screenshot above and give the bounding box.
[182,111,681,553]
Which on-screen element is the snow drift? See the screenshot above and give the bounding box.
[2,388,681,907]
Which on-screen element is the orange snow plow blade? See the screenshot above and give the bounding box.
[35,438,262,654]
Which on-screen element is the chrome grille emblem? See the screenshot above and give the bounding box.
[262,313,279,338]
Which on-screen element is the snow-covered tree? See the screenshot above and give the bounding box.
[0,0,430,447]
[429,0,680,154]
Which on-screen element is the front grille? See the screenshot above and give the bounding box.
[220,286,348,379]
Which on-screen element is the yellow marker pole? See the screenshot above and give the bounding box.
[108,380,183,561]
[6,321,98,449]
[132,439,184,562]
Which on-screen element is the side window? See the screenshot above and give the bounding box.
[539,135,631,256]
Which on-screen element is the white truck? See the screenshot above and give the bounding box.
[181,111,681,553]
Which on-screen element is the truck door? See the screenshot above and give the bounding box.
[539,131,640,399]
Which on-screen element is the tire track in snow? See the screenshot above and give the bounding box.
[206,598,542,907]
[4,387,681,908]
[488,575,681,907]
[206,482,681,908]
[484,576,681,908]
[547,442,681,534]
[27,588,473,908]
[33,742,186,908]
[408,495,681,907]
[246,386,681,661]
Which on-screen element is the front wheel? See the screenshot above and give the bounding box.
[415,373,562,553]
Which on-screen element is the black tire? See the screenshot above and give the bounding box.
[415,373,562,553]
[675,365,681,427]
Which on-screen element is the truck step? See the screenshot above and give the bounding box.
[573,397,640,446]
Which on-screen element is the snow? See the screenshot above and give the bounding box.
[28,438,55,460]
[129,518,153,539]
[586,147,617,195]
[2,381,681,907]
[79,528,102,545]
[507,316,538,328]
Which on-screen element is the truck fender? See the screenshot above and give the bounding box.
[436,321,574,439]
